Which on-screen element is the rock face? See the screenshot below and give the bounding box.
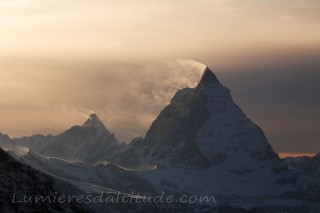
[0,147,94,212]
[113,67,279,169]
[13,113,126,164]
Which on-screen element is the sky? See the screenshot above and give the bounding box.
[0,0,319,156]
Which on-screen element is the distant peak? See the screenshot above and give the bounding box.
[89,113,99,121]
[198,67,220,86]
[83,113,106,129]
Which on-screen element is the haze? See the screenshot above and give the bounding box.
[0,0,319,156]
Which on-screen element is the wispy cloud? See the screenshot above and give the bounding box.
[0,59,205,142]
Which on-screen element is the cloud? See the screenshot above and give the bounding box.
[279,15,295,21]
[0,59,205,142]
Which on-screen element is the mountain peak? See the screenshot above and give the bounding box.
[89,113,99,121]
[114,66,279,169]
[198,67,219,86]
[82,113,106,129]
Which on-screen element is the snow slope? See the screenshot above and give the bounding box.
[17,150,155,194]
[0,147,96,212]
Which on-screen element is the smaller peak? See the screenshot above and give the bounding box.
[198,67,220,86]
[83,113,106,129]
[0,133,11,141]
[89,113,99,121]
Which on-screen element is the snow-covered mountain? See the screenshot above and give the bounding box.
[114,68,279,170]
[107,68,320,211]
[0,147,95,212]
[107,67,299,205]
[12,113,126,164]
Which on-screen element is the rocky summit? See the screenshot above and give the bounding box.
[113,67,279,170]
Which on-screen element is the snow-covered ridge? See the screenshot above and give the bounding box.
[2,113,127,164]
